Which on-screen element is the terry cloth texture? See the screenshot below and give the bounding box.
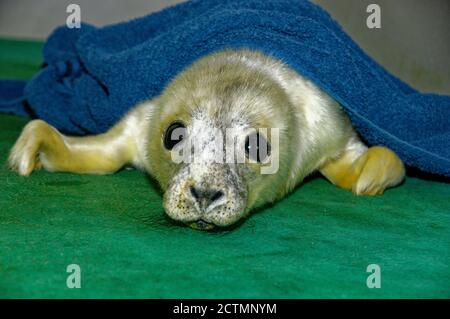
[0,38,449,298]
[0,0,449,176]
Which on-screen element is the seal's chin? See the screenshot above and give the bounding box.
[188,219,216,231]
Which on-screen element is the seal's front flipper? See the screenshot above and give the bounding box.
[320,143,405,196]
[8,102,153,176]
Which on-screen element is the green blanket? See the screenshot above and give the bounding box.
[0,38,449,298]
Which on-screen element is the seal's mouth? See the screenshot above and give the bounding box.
[188,219,216,231]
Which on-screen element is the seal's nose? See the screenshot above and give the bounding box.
[190,186,224,212]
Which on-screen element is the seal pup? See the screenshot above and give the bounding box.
[8,49,405,230]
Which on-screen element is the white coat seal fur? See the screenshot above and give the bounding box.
[8,49,405,230]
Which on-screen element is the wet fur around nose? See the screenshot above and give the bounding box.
[8,49,405,230]
[164,163,248,227]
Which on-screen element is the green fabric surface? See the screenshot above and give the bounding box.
[0,38,449,298]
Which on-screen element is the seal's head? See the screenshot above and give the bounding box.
[146,51,297,230]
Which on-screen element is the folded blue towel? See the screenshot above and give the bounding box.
[1,0,449,177]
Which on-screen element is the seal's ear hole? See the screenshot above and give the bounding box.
[245,131,270,163]
[164,121,186,150]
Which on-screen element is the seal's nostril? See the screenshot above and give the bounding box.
[210,190,223,202]
[190,186,224,210]
[190,186,199,199]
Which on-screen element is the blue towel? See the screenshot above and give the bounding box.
[1,0,449,177]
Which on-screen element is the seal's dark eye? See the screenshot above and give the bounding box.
[164,121,186,150]
[245,131,270,163]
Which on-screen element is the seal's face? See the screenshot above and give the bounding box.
[146,54,295,230]
[161,115,254,229]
